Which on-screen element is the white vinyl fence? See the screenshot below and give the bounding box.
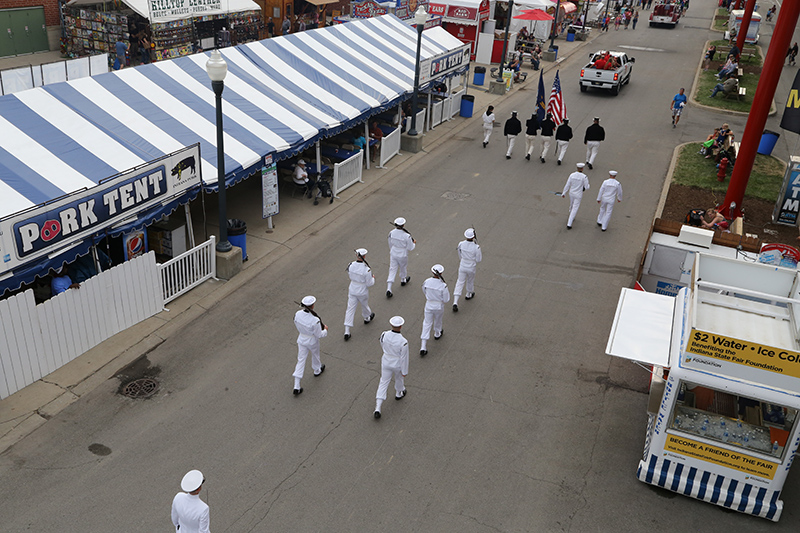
[0,252,163,400]
[404,108,426,134]
[159,237,217,304]
[449,89,465,120]
[378,127,401,168]
[0,54,109,95]
[431,99,444,128]
[332,151,364,197]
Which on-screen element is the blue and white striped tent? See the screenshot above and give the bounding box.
[0,15,468,293]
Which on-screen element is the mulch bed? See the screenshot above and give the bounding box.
[661,184,799,245]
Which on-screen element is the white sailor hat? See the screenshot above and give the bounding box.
[181,470,204,492]
[464,228,475,239]
[390,316,405,327]
[394,217,406,226]
[576,162,585,168]
[431,264,444,274]
[511,110,518,115]
[593,117,600,121]
[301,295,316,306]
[356,248,368,256]
[297,159,306,165]
[609,170,618,176]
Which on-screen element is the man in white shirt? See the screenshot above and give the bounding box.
[293,159,312,198]
[452,229,482,312]
[386,217,416,298]
[344,248,375,340]
[561,162,591,229]
[374,316,410,419]
[171,469,210,533]
[481,105,496,148]
[596,170,623,231]
[293,295,328,395]
[420,264,450,356]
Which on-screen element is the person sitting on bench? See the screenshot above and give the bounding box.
[710,73,738,98]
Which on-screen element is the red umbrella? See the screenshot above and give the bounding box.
[514,9,554,20]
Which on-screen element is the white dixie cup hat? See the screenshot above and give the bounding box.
[301,295,316,306]
[390,316,405,327]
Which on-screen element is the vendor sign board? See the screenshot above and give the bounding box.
[665,434,778,480]
[683,328,800,393]
[0,144,201,278]
[419,43,470,85]
[772,157,800,226]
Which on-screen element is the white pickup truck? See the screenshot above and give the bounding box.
[579,51,635,96]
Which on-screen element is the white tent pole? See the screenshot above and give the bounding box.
[315,140,321,173]
[184,203,196,249]
[364,122,370,169]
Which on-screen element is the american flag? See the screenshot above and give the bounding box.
[547,71,567,126]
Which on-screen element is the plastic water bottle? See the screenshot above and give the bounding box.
[773,441,780,454]
[700,423,708,436]
[720,419,726,429]
[722,430,729,443]
[737,419,743,429]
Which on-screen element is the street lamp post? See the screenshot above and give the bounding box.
[408,5,427,136]
[206,49,232,253]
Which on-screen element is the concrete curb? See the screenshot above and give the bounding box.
[0,34,597,456]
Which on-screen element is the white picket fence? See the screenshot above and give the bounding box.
[404,108,426,134]
[378,127,401,168]
[0,54,109,95]
[332,151,364,197]
[431,99,445,128]
[158,237,217,304]
[0,252,163,400]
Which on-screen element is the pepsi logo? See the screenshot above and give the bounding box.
[127,234,144,256]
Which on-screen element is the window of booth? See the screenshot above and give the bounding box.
[668,380,797,460]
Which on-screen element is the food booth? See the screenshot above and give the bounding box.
[727,9,761,44]
[428,0,490,58]
[606,253,800,520]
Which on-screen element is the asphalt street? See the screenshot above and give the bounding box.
[1,3,800,532]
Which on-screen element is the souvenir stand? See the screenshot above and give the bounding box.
[606,253,800,521]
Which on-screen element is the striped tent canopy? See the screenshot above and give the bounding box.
[0,15,468,294]
[0,15,467,222]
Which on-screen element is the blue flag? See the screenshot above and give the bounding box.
[536,70,546,122]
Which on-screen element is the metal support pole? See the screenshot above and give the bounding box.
[735,0,755,51]
[550,0,561,51]
[212,80,232,253]
[498,0,514,81]
[408,22,424,136]
[365,121,370,169]
[721,0,800,219]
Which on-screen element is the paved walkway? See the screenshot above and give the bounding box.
[0,34,595,454]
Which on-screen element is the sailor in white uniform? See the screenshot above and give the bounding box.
[452,228,482,312]
[561,162,590,229]
[420,264,450,356]
[344,248,375,340]
[596,170,623,231]
[374,316,410,419]
[386,217,416,298]
[293,295,328,395]
[171,469,210,533]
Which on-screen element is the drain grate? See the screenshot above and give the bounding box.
[122,378,160,398]
[441,191,471,201]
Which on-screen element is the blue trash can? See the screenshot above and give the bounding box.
[227,219,247,261]
[473,66,486,86]
[566,29,576,42]
[460,94,475,118]
[757,130,780,156]
[551,45,559,60]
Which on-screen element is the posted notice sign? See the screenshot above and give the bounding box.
[262,154,279,219]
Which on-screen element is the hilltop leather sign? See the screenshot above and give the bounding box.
[0,145,200,275]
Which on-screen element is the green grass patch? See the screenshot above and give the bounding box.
[712,9,728,31]
[673,143,785,201]
[695,70,756,112]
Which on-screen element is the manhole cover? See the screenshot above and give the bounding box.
[121,378,160,398]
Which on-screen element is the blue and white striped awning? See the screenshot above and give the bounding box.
[0,15,468,224]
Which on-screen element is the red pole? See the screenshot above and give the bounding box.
[734,0,742,10]
[735,0,755,51]
[721,0,800,219]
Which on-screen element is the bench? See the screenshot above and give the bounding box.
[723,86,746,101]
[736,67,743,77]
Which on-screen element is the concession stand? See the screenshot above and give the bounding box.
[428,0,490,57]
[606,253,800,521]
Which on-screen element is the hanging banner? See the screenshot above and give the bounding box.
[262,154,279,218]
[772,157,800,226]
[418,43,471,85]
[780,70,800,134]
[0,144,201,277]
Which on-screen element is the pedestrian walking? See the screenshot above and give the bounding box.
[584,117,605,170]
[614,15,621,30]
[482,105,496,148]
[452,229,482,312]
[171,470,210,533]
[597,170,623,231]
[386,217,416,298]
[524,113,540,161]
[561,163,590,229]
[420,265,450,356]
[504,111,522,159]
[788,43,798,66]
[555,118,573,165]
[539,113,556,163]
[632,11,639,29]
[374,316,409,419]
[293,295,328,395]
[671,88,687,128]
[344,249,375,341]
